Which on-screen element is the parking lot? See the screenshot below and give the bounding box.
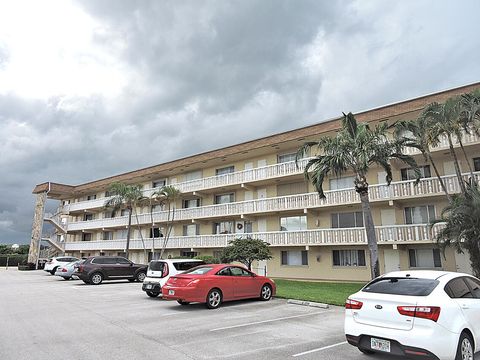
[0,270,425,360]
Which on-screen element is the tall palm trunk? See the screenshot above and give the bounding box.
[355,175,380,279]
[133,206,148,261]
[150,198,156,260]
[160,204,175,259]
[447,134,467,194]
[458,139,474,180]
[427,153,452,203]
[126,208,132,259]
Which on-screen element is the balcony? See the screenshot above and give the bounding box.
[63,158,313,213]
[64,224,443,251]
[402,130,480,156]
[62,172,477,232]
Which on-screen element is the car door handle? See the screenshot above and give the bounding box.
[461,304,469,309]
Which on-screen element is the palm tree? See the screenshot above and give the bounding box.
[423,98,469,194]
[297,112,419,279]
[459,89,480,136]
[433,182,480,277]
[395,117,452,203]
[105,182,144,260]
[151,185,181,259]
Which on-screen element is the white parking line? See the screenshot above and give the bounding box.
[210,311,327,332]
[292,341,348,357]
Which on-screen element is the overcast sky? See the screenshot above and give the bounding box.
[0,0,479,245]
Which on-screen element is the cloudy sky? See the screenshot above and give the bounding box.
[0,0,479,245]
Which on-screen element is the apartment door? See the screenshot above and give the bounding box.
[377,171,390,199]
[380,209,397,242]
[383,249,400,274]
[454,251,473,275]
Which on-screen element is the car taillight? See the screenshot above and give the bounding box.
[162,264,169,278]
[78,265,84,272]
[61,268,67,272]
[397,306,441,322]
[345,298,363,310]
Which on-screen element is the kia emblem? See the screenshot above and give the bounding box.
[375,305,383,309]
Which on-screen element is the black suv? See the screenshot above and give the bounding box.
[74,256,147,285]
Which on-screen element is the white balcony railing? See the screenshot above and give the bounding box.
[63,158,313,212]
[63,172,479,232]
[402,131,480,155]
[64,224,443,251]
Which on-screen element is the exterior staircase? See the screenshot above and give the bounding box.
[44,212,67,233]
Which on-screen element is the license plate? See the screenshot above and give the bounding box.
[146,284,152,289]
[168,290,175,295]
[371,338,390,352]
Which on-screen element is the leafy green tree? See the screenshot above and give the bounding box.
[105,182,144,260]
[395,116,452,203]
[297,112,419,279]
[221,237,272,271]
[433,182,480,277]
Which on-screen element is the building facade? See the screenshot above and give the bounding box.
[31,82,480,281]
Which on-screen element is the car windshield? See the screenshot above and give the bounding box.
[183,266,213,275]
[149,261,166,272]
[362,277,439,296]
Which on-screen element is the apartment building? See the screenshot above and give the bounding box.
[30,82,480,282]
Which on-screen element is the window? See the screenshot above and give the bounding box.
[409,249,441,268]
[116,257,132,264]
[244,221,253,233]
[84,213,94,221]
[333,250,366,266]
[105,190,113,197]
[180,250,198,258]
[280,216,307,231]
[116,230,128,239]
[330,176,355,190]
[217,267,231,276]
[183,224,198,236]
[150,227,163,238]
[82,233,92,242]
[277,182,308,196]
[281,250,308,266]
[404,205,435,224]
[363,278,439,296]
[87,194,97,201]
[173,261,206,271]
[213,221,234,234]
[62,200,70,206]
[103,231,113,240]
[278,153,297,163]
[464,277,480,298]
[230,267,251,276]
[214,193,234,204]
[401,165,431,181]
[183,198,201,208]
[152,179,166,188]
[185,170,202,181]
[120,209,128,216]
[331,212,363,228]
[104,211,115,218]
[151,204,164,212]
[216,166,234,176]
[445,278,473,298]
[474,157,480,172]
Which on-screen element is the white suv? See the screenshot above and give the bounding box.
[142,259,205,297]
[44,256,79,275]
[345,270,480,360]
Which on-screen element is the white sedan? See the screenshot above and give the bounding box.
[345,270,480,360]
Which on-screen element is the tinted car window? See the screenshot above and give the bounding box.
[116,257,131,264]
[362,278,439,296]
[445,278,473,298]
[92,257,107,264]
[149,261,166,272]
[465,277,480,298]
[216,268,231,276]
[230,267,251,277]
[183,266,213,275]
[173,261,206,271]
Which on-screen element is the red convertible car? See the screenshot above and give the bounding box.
[162,264,276,309]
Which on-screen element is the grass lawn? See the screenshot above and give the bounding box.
[274,279,365,306]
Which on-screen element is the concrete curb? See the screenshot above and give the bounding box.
[287,299,329,309]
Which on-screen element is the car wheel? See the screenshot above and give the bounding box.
[50,267,58,275]
[82,280,90,284]
[206,288,222,309]
[89,272,103,285]
[177,300,190,305]
[136,271,146,282]
[260,284,273,301]
[146,291,160,298]
[455,332,474,360]
[359,348,375,355]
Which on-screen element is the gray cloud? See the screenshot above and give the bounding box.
[0,0,480,244]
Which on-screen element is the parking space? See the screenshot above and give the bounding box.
[0,270,453,359]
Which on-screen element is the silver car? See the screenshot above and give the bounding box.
[54,260,84,280]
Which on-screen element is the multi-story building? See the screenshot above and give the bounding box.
[29,82,480,282]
